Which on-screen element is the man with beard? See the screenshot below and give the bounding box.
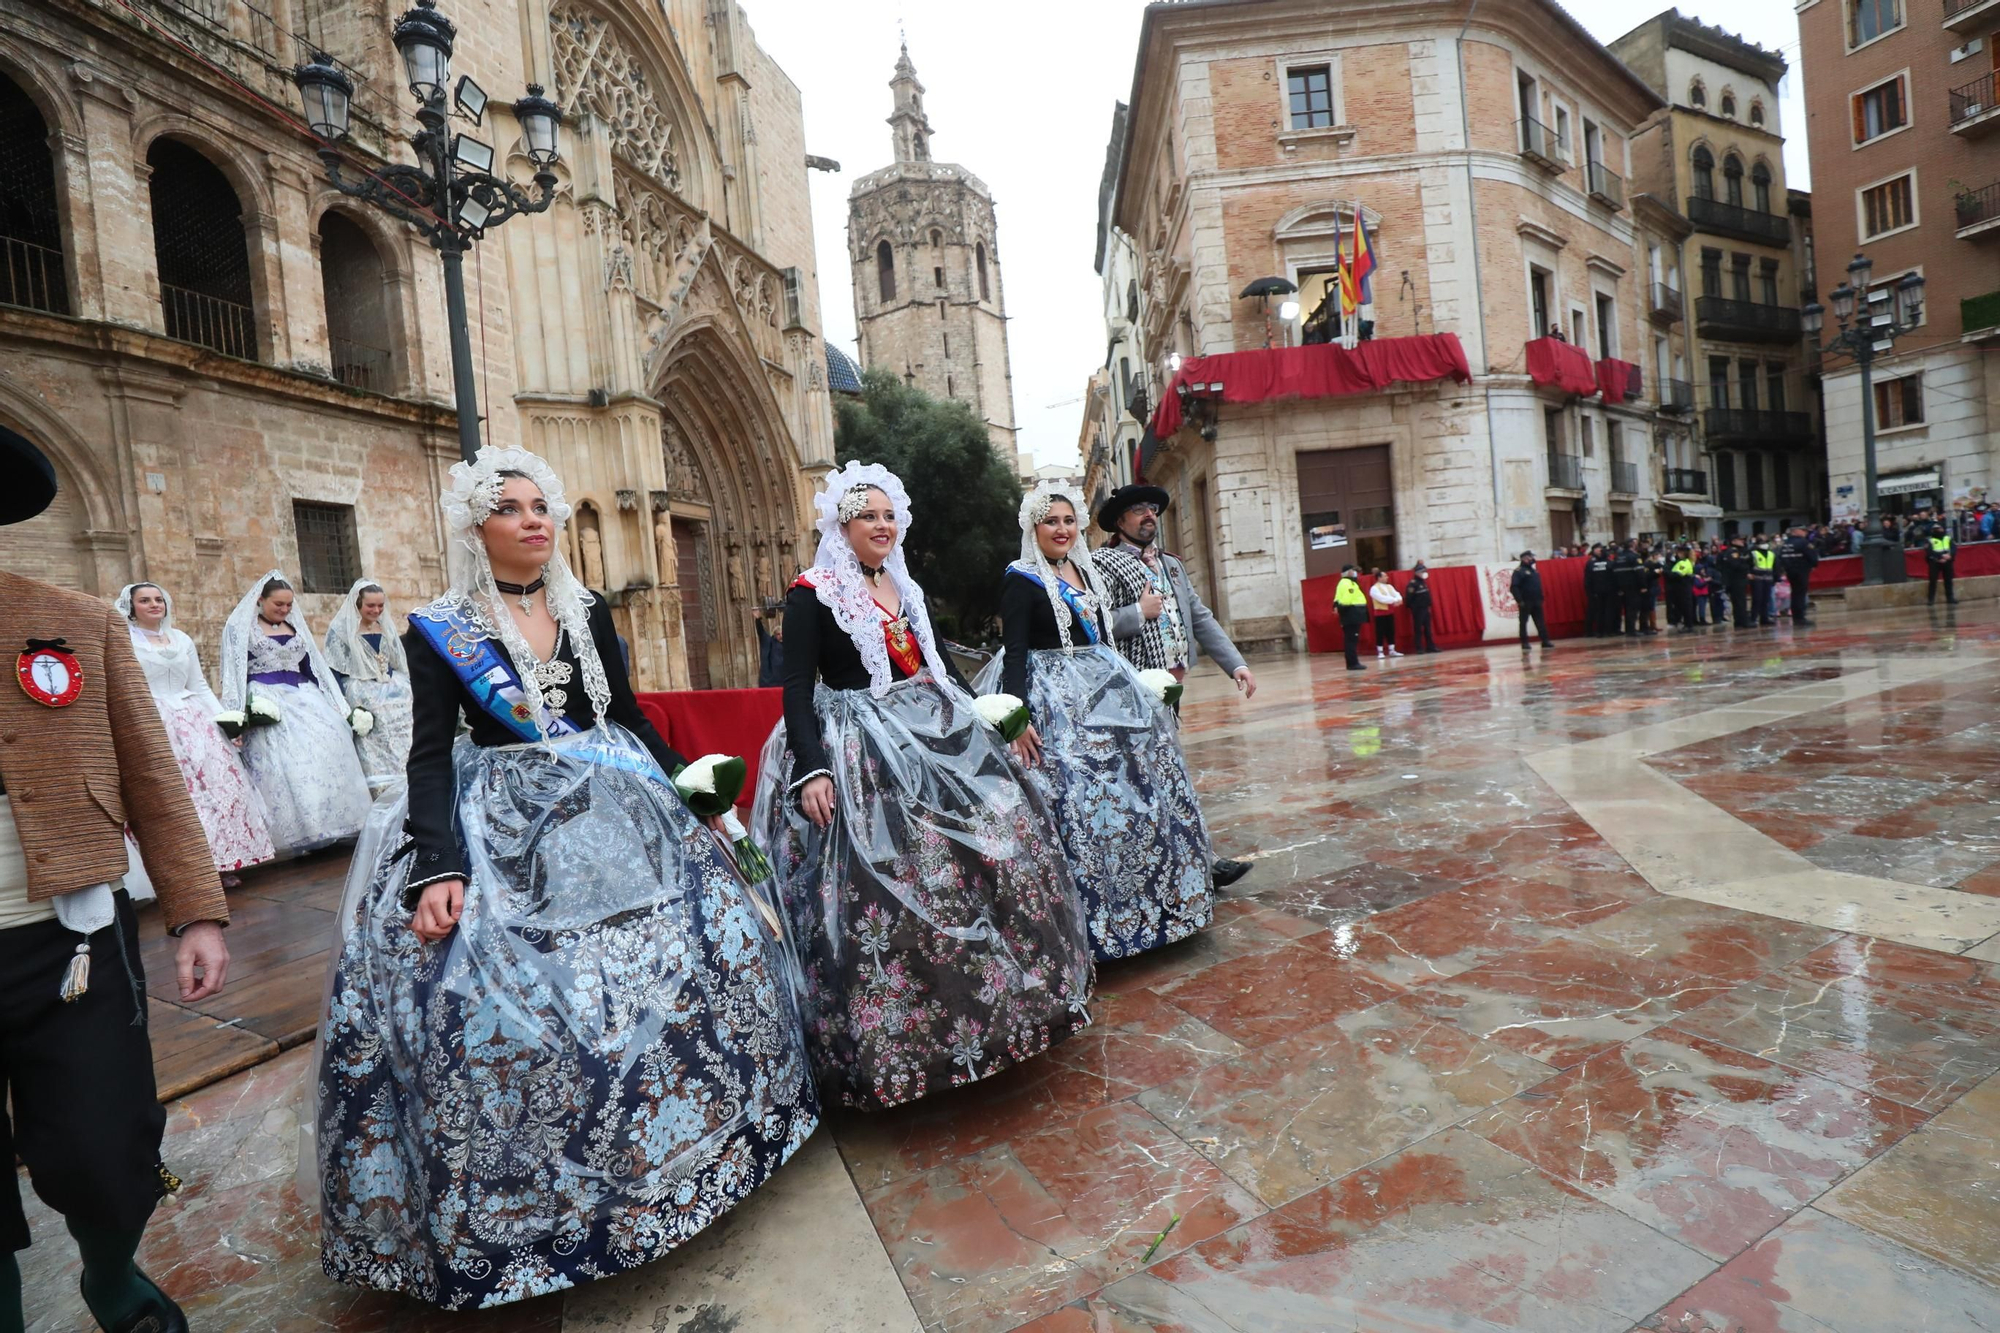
[1094,485,1258,888]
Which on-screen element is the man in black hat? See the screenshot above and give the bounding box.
[1404,562,1438,653]
[1093,484,1258,888]
[0,424,230,1333]
[1509,550,1554,651]
[1582,543,1614,637]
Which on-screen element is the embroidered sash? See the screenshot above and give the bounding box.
[1004,564,1101,645]
[793,574,925,676]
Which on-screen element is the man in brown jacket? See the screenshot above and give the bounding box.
[0,426,229,1333]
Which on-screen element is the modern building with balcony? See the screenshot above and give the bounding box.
[1796,0,2000,522]
[1612,10,1825,537]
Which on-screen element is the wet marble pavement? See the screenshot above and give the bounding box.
[20,602,2000,1331]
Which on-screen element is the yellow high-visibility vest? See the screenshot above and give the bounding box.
[1932,535,1954,554]
[1752,549,1776,572]
[1335,577,1368,607]
[1671,559,1694,577]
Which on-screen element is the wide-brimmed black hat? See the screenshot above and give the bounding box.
[1096,484,1171,534]
[0,424,56,526]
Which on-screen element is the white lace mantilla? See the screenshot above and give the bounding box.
[803,461,951,696]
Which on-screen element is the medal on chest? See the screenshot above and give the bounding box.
[882,614,923,676]
[17,638,83,708]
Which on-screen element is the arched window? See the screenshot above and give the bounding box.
[1689,79,1706,108]
[1751,162,1773,213]
[876,239,895,303]
[1720,93,1736,118]
[976,241,990,302]
[930,228,942,250]
[1749,99,1766,127]
[1723,154,1744,207]
[1691,146,1715,201]
[0,74,68,314]
[148,138,256,358]
[318,211,394,392]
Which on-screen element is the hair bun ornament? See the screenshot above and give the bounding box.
[440,445,573,538]
[1018,481,1075,532]
[812,461,912,542]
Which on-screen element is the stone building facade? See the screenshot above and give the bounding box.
[847,46,1022,472]
[1795,0,2000,520]
[1612,11,1826,538]
[0,0,836,690]
[1109,0,1672,648]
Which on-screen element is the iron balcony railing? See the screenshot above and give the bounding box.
[1694,295,1803,343]
[330,335,393,392]
[1946,0,2000,29]
[1702,407,1814,443]
[1950,72,1998,128]
[1651,283,1684,321]
[1957,181,2000,231]
[1587,161,1625,209]
[1517,116,1567,170]
[160,283,257,359]
[1611,460,1639,494]
[0,235,68,316]
[1663,468,1709,496]
[1686,195,1792,246]
[1658,378,1695,413]
[1546,451,1584,490]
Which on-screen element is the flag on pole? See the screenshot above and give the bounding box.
[1331,210,1350,319]
[1350,203,1377,308]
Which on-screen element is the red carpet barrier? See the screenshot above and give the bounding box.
[635,687,784,810]
[1304,557,1597,654]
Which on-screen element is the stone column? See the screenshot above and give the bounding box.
[68,64,153,330]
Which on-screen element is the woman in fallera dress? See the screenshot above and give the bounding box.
[312,447,817,1309]
[750,461,1093,1111]
[976,485,1213,960]
[324,578,415,796]
[217,572,372,855]
[115,581,275,883]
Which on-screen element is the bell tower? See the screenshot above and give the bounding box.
[847,44,1020,465]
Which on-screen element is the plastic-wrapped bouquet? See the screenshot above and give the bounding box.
[247,691,282,726]
[972,692,1031,742]
[348,707,374,738]
[673,754,776,886]
[1136,668,1184,709]
[213,709,248,739]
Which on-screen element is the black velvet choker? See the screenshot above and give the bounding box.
[493,576,546,597]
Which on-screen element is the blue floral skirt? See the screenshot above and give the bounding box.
[751,673,1094,1111]
[311,723,819,1309]
[980,646,1213,960]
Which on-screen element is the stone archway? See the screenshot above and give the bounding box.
[0,374,127,595]
[653,317,802,689]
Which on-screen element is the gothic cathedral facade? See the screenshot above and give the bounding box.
[846,46,1020,467]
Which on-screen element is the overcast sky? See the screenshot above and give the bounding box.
[744,0,1811,470]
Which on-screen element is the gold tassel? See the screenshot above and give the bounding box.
[58,942,90,1003]
[156,1162,183,1195]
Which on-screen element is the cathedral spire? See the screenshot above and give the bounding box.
[889,42,932,164]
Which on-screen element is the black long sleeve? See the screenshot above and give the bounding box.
[402,624,466,891]
[1000,573,1038,699]
[780,584,830,779]
[589,596,687,777]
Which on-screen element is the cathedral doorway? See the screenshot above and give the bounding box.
[671,516,711,690]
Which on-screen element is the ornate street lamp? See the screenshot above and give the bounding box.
[1802,251,1926,585]
[294,3,562,461]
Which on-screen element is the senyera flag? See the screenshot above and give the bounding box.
[1341,203,1377,316]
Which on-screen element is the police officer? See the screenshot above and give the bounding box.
[1719,535,1753,629]
[1640,541,1665,634]
[1667,545,1698,633]
[0,426,230,1333]
[1927,524,1957,605]
[1405,562,1439,653]
[1511,550,1555,650]
[1781,526,1818,626]
[1749,535,1780,626]
[1333,564,1370,670]
[1612,538,1644,636]
[1583,543,1616,637]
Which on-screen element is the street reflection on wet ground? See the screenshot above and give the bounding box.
[22,603,2000,1332]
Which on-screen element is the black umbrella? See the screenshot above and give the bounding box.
[1239,276,1298,298]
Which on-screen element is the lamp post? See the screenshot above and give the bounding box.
[294,0,563,462]
[1801,251,1925,586]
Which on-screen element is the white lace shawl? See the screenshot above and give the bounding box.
[323,577,408,682]
[803,461,950,696]
[217,569,354,720]
[1013,483,1106,651]
[415,446,611,730]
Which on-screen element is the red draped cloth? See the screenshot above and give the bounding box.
[1813,542,2000,588]
[1525,338,1599,397]
[1303,566,1487,653]
[635,687,784,812]
[1596,358,1638,405]
[1150,334,1471,437]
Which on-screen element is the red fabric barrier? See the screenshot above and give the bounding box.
[1302,565,1490,654]
[635,687,784,810]
[1525,337,1598,397]
[1151,334,1471,436]
[1769,541,2000,590]
[1596,358,1638,405]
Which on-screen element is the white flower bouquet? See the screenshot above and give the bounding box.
[673,753,775,884]
[348,707,375,738]
[1137,668,1184,709]
[972,693,1031,743]
[246,692,282,727]
[213,709,248,739]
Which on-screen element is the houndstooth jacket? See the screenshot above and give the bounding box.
[1093,542,1247,678]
